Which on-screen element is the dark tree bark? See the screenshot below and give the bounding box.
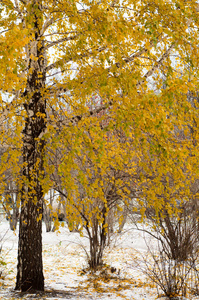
[15,1,46,291]
[15,109,46,290]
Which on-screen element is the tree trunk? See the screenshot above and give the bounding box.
[16,195,44,291]
[15,89,46,291]
[15,1,46,291]
[89,207,107,269]
[118,204,128,233]
[43,190,54,232]
[15,94,46,290]
[9,213,18,231]
[10,191,19,231]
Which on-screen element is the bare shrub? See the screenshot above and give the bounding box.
[135,234,199,299]
[0,230,8,279]
[144,199,199,262]
[133,206,199,299]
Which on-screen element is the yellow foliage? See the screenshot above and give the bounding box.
[0,0,198,251]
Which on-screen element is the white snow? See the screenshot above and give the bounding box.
[0,216,199,300]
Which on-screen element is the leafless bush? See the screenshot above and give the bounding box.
[133,209,199,299]
[0,230,8,279]
[136,235,199,299]
[144,200,199,262]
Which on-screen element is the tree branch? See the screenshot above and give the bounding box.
[40,17,55,37]
[136,43,175,89]
[45,34,80,50]
[45,46,106,72]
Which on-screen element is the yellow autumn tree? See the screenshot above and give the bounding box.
[49,115,139,268]
[0,0,198,292]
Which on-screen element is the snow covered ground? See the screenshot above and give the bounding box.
[0,217,199,300]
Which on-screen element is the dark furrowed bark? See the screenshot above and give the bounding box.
[15,201,44,291]
[15,93,46,291]
[15,1,47,291]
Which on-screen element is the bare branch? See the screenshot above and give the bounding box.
[45,46,106,72]
[0,90,22,125]
[0,29,11,35]
[40,17,55,36]
[136,43,175,89]
[45,34,80,50]
[43,31,78,38]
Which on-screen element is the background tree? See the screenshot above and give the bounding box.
[51,121,139,268]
